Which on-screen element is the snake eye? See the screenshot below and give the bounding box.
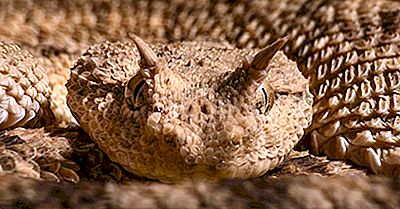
[254,84,274,114]
[125,74,148,110]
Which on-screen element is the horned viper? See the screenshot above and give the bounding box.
[0,0,399,201]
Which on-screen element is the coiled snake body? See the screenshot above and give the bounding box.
[0,0,399,184]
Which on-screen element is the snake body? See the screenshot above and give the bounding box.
[67,0,400,178]
[269,0,400,176]
[0,0,399,183]
[1,174,399,209]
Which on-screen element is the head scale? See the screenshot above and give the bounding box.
[125,34,287,176]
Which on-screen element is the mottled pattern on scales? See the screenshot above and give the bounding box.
[0,0,400,181]
[0,42,53,129]
[1,174,399,209]
[68,0,400,177]
[263,0,400,176]
[0,127,80,183]
[67,36,312,181]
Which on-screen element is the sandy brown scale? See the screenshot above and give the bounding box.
[0,0,290,133]
[37,52,79,126]
[66,39,312,182]
[2,173,400,209]
[2,2,400,206]
[263,0,400,176]
[0,42,54,129]
[0,127,80,183]
[0,0,398,183]
[0,0,295,54]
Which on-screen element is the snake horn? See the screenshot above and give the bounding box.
[238,37,288,95]
[248,37,288,84]
[128,32,158,67]
[218,37,288,98]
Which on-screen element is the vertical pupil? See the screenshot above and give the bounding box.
[133,80,146,103]
[257,84,269,114]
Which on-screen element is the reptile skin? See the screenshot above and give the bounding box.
[263,0,400,177]
[0,42,53,129]
[62,0,399,178]
[0,0,399,190]
[66,38,312,181]
[1,174,399,209]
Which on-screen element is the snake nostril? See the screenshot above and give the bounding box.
[153,106,163,112]
[201,104,209,114]
[153,102,164,113]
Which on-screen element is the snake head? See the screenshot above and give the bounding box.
[124,34,293,176]
[68,34,309,181]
